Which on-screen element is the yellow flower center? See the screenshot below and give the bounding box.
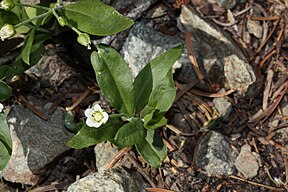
[92,111,104,122]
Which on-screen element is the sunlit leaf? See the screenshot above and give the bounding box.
[91,45,135,115]
[59,0,134,36]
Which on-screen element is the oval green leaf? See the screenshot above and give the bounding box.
[139,44,183,117]
[114,118,146,147]
[59,0,134,36]
[0,10,19,26]
[67,114,124,149]
[0,142,10,171]
[0,80,12,102]
[91,45,135,115]
[135,129,167,168]
[21,28,35,65]
[0,113,12,171]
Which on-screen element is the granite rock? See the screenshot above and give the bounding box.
[67,167,147,192]
[179,5,256,97]
[0,105,73,185]
[235,144,260,179]
[195,131,236,176]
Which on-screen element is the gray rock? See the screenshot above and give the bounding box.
[275,103,288,147]
[0,105,73,185]
[94,142,118,170]
[216,0,237,9]
[281,103,288,116]
[67,167,147,192]
[179,5,256,97]
[25,49,77,87]
[213,89,233,121]
[195,131,236,176]
[247,18,263,38]
[235,144,260,179]
[120,22,187,78]
[110,0,157,20]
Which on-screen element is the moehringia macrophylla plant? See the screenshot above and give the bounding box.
[67,44,183,168]
[0,0,184,168]
[0,0,134,171]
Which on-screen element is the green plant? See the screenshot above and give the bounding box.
[0,0,183,169]
[0,0,133,171]
[0,0,133,102]
[67,44,183,167]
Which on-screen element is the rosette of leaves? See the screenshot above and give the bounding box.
[67,45,183,167]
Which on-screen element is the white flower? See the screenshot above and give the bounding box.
[85,103,108,128]
[0,103,3,112]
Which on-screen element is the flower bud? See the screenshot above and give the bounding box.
[0,0,15,11]
[77,33,91,49]
[0,24,15,41]
[57,17,66,27]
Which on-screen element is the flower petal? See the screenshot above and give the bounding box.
[101,112,109,124]
[86,117,102,128]
[0,103,3,112]
[93,103,102,111]
[84,108,93,118]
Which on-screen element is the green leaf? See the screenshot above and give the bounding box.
[0,142,10,171]
[67,114,124,149]
[0,81,12,102]
[143,109,167,129]
[6,33,49,78]
[10,0,29,21]
[65,110,84,133]
[0,65,9,79]
[91,45,135,115]
[59,0,134,36]
[0,10,19,26]
[24,6,52,26]
[0,113,12,171]
[133,63,153,113]
[141,45,183,116]
[139,45,183,128]
[135,129,167,168]
[21,28,35,65]
[0,113,12,151]
[114,118,146,147]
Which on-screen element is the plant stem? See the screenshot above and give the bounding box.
[57,0,63,6]
[15,3,50,11]
[14,11,52,28]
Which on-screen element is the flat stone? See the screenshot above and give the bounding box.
[94,142,118,170]
[213,89,233,121]
[216,0,237,9]
[195,131,236,176]
[67,167,147,192]
[25,49,77,87]
[120,22,189,78]
[0,105,73,185]
[179,5,257,97]
[235,144,260,179]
